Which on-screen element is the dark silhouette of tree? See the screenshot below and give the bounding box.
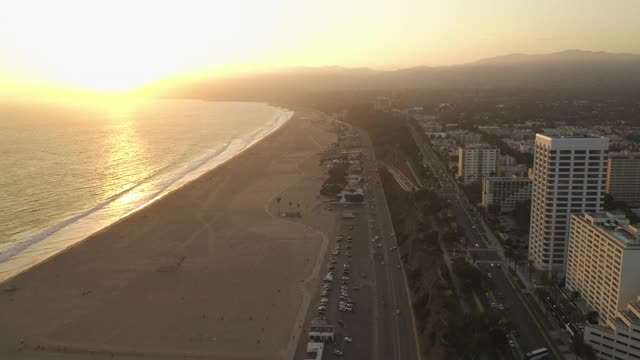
[513,200,531,227]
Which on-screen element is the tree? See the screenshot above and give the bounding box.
[586,311,599,324]
[513,200,531,227]
[452,258,486,293]
[513,250,527,272]
[504,247,515,269]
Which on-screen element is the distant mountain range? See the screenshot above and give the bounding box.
[159,50,640,99]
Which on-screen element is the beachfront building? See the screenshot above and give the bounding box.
[305,342,325,360]
[566,212,640,324]
[308,323,334,342]
[607,152,640,207]
[481,176,532,213]
[584,300,640,360]
[528,134,609,272]
[457,144,499,184]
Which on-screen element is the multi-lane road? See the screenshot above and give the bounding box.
[409,123,555,358]
[294,119,419,360]
[361,131,420,360]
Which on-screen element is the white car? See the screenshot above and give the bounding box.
[344,336,353,343]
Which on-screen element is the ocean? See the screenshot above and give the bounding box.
[0,98,292,282]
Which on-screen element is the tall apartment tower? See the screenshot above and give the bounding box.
[457,144,499,184]
[566,212,640,324]
[528,135,609,272]
[606,152,640,206]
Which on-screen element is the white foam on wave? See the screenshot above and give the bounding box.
[0,106,293,283]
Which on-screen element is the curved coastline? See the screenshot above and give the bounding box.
[0,104,294,284]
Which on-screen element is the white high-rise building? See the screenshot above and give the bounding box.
[457,144,499,184]
[528,135,609,272]
[566,212,640,323]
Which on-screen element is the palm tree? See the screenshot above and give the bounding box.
[276,197,281,214]
[504,248,514,269]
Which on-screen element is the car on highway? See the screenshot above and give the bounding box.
[344,336,352,343]
[333,349,343,356]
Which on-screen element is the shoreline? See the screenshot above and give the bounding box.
[0,105,293,286]
[0,109,337,359]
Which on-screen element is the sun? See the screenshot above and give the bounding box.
[0,1,241,93]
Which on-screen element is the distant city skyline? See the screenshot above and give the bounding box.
[1,0,639,92]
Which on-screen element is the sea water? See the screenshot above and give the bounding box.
[0,98,292,282]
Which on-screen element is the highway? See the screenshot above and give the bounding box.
[361,131,420,360]
[408,123,555,358]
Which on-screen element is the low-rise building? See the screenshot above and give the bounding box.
[481,176,532,212]
[584,300,640,360]
[305,342,325,360]
[308,322,335,342]
[566,212,640,323]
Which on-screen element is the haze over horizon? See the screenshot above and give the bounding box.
[1,0,639,94]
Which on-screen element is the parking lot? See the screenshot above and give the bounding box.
[294,201,377,359]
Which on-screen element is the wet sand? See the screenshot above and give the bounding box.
[0,111,337,359]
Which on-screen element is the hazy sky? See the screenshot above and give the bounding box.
[1,0,639,92]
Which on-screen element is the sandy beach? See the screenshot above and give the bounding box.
[0,111,337,359]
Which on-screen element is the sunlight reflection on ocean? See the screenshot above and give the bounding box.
[0,99,292,282]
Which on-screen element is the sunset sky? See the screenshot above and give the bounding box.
[1,0,639,92]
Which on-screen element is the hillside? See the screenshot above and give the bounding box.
[151,50,640,100]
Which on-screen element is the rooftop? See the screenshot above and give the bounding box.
[459,143,496,150]
[541,134,599,139]
[581,212,640,247]
[609,151,640,159]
